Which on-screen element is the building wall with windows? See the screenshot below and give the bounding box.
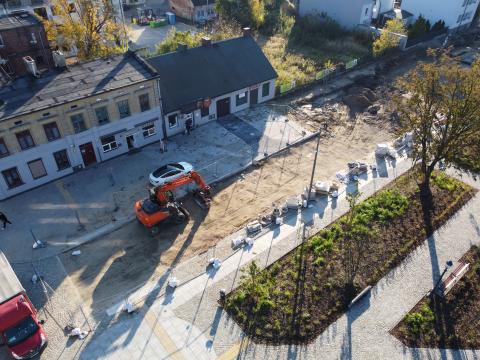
[401,0,479,30]
[163,79,275,137]
[0,78,161,199]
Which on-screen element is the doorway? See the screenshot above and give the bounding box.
[216,97,230,118]
[250,88,258,105]
[79,142,97,167]
[126,135,135,150]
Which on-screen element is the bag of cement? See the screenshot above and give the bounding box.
[275,217,283,225]
[247,220,262,234]
[286,196,301,209]
[209,258,222,269]
[331,190,339,198]
[336,172,348,183]
[244,237,254,246]
[302,199,308,208]
[232,237,244,248]
[358,162,368,172]
[375,144,389,156]
[168,277,178,288]
[124,301,135,314]
[314,181,330,194]
[69,327,89,339]
[329,182,340,192]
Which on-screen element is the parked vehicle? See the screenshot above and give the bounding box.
[0,252,47,359]
[149,162,194,186]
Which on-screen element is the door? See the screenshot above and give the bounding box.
[216,97,230,118]
[79,142,97,167]
[250,88,258,105]
[126,135,135,150]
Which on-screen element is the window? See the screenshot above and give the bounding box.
[2,167,23,189]
[142,124,156,138]
[139,94,150,112]
[53,150,70,170]
[458,11,473,22]
[262,82,270,97]
[0,138,9,157]
[16,130,35,150]
[95,107,110,125]
[117,100,131,118]
[33,7,48,20]
[101,136,118,152]
[463,0,477,6]
[168,114,178,128]
[70,114,87,133]
[236,92,248,106]
[28,159,47,179]
[201,105,209,117]
[43,122,61,142]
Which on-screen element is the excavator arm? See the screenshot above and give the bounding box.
[152,171,211,204]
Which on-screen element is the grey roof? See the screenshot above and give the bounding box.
[191,0,216,6]
[0,251,24,304]
[0,52,158,121]
[0,12,41,31]
[146,36,277,114]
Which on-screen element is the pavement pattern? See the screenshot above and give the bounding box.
[77,151,480,359]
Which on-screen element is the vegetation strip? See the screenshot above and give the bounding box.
[392,245,480,349]
[223,169,476,344]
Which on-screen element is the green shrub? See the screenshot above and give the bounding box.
[405,303,435,335]
[431,172,460,191]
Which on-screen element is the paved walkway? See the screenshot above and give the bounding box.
[74,149,480,360]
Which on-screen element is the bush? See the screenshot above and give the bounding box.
[431,172,460,191]
[405,303,435,335]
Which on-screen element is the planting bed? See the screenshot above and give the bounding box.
[392,245,480,349]
[224,169,476,344]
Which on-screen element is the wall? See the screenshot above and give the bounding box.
[299,0,375,29]
[163,79,276,137]
[193,4,216,21]
[0,24,54,77]
[169,0,194,20]
[401,0,480,30]
[0,79,161,199]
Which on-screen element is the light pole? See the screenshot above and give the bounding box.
[306,122,328,204]
[432,260,453,296]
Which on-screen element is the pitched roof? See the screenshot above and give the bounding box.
[0,52,158,121]
[0,12,40,31]
[146,36,277,114]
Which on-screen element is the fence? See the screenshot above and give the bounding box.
[276,55,369,97]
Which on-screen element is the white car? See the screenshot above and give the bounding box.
[149,162,194,187]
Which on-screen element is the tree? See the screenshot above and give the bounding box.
[216,0,265,29]
[395,50,480,192]
[373,19,406,56]
[155,20,241,55]
[341,192,372,289]
[408,15,431,39]
[45,0,123,60]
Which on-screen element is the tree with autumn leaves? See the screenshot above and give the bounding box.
[45,0,124,60]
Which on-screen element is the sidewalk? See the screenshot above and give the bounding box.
[79,157,480,360]
[0,112,310,264]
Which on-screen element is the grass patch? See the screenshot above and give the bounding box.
[224,169,476,344]
[392,246,480,349]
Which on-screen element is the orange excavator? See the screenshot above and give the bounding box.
[134,171,211,233]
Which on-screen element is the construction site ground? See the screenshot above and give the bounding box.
[59,57,408,319]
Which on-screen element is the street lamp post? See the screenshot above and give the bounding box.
[432,260,453,297]
[306,123,328,204]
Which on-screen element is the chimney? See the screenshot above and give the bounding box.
[23,56,40,77]
[242,27,251,37]
[52,50,66,68]
[201,37,212,47]
[177,43,187,52]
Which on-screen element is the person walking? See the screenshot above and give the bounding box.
[185,118,193,136]
[0,211,11,230]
